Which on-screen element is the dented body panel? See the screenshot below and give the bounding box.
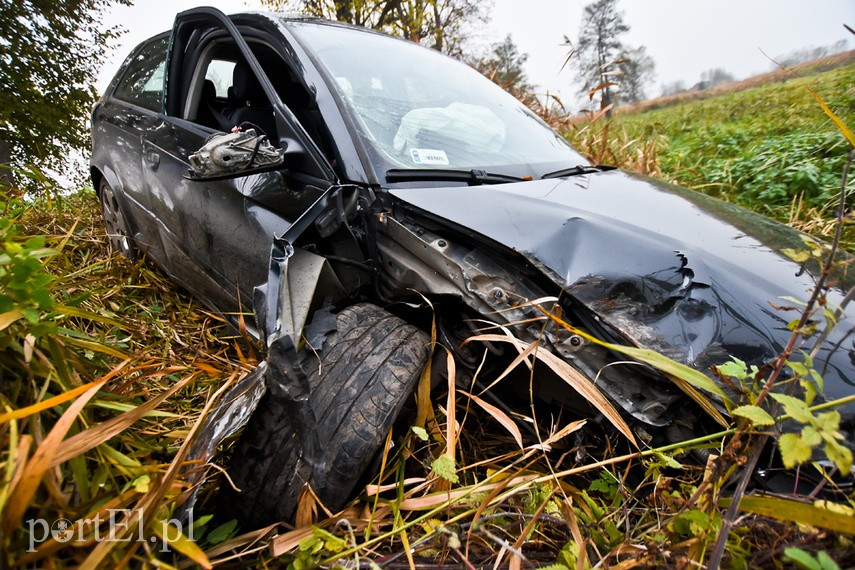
[388,170,855,424]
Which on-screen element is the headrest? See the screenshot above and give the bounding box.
[201,79,217,100]
[231,61,266,105]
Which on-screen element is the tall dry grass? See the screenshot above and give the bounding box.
[1,191,255,567]
[2,184,852,567]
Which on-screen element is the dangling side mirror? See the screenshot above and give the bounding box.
[187,128,285,181]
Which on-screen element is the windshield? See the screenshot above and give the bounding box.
[289,22,589,181]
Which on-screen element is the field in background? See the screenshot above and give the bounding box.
[562,62,855,250]
[621,50,855,116]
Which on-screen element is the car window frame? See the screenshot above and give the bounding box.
[181,37,237,124]
[112,33,171,113]
[167,7,337,184]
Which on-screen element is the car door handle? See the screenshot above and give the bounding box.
[144,148,160,169]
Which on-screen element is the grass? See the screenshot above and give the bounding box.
[561,64,855,251]
[2,61,854,566]
[0,191,257,566]
[1,190,853,568]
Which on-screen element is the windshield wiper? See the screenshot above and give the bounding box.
[541,164,616,179]
[386,168,529,186]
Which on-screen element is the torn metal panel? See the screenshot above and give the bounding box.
[258,184,348,342]
[177,362,268,522]
[260,247,345,345]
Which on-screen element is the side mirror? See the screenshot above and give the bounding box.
[187,129,285,181]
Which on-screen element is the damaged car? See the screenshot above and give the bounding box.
[90,6,855,526]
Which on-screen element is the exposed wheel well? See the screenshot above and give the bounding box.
[90,167,104,197]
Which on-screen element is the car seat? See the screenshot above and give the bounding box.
[223,61,278,142]
[194,79,222,130]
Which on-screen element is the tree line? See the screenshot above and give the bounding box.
[257,0,487,56]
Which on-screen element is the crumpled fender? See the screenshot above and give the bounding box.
[389,169,855,433]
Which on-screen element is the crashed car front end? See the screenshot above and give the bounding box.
[210,15,855,515]
[382,170,855,438]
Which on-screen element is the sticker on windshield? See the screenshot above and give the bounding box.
[410,148,449,166]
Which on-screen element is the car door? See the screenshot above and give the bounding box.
[139,8,337,314]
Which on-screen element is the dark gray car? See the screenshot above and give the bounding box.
[91,6,854,525]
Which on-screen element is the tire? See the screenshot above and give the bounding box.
[224,303,431,526]
[98,179,136,260]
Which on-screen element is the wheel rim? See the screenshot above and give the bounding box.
[100,184,132,256]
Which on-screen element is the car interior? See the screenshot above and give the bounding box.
[185,39,335,164]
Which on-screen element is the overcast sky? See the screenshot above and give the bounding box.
[97,0,854,104]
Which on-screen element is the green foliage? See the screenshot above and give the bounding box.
[644,450,682,480]
[730,405,775,426]
[772,393,852,473]
[204,519,238,546]
[0,217,55,328]
[0,1,130,187]
[430,454,458,483]
[700,131,845,206]
[784,548,841,570]
[614,66,854,208]
[289,527,349,570]
[669,508,721,539]
[715,357,759,383]
[0,208,59,394]
[718,342,852,476]
[576,489,622,549]
[587,470,618,499]
[411,425,429,441]
[556,542,590,570]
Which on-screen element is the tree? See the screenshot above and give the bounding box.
[0,0,130,189]
[258,0,488,55]
[474,34,534,101]
[698,67,735,90]
[776,39,848,68]
[388,0,486,55]
[660,80,687,97]
[615,46,655,104]
[572,0,655,112]
[573,0,628,112]
[258,0,395,28]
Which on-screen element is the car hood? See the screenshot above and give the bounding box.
[390,169,855,414]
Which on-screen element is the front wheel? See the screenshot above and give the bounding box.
[224,303,431,526]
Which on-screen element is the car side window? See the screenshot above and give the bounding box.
[114,36,169,112]
[205,59,236,98]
